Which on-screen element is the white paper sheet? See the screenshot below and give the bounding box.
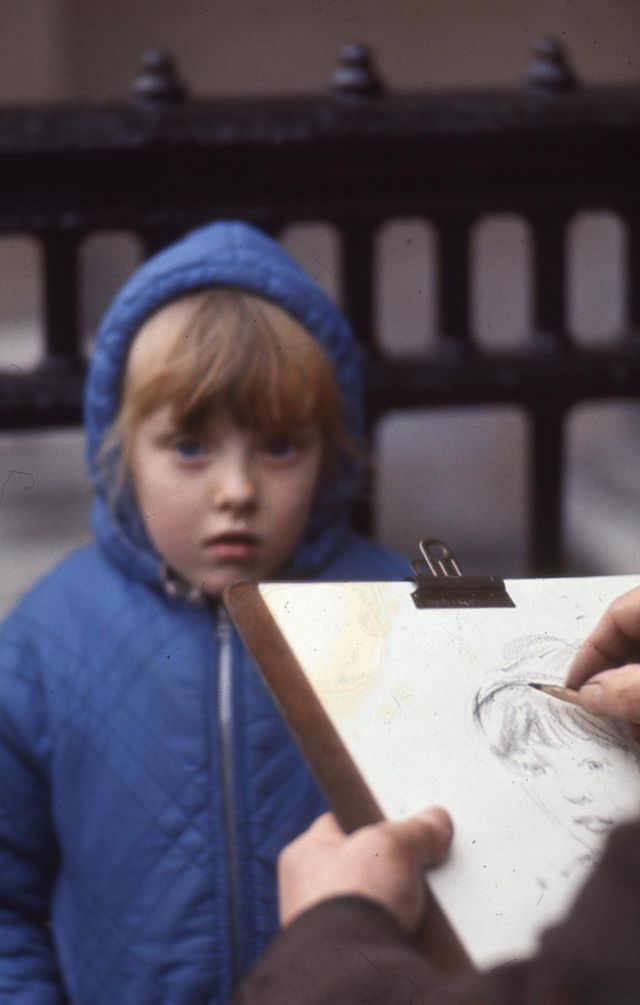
[260,575,640,966]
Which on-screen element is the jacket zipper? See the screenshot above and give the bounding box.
[217,606,242,983]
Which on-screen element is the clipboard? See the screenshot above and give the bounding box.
[224,542,640,973]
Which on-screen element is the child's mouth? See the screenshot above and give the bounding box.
[203,532,260,561]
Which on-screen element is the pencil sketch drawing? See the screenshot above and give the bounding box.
[473,634,640,879]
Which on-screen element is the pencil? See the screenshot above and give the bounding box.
[528,682,582,709]
[529,681,640,724]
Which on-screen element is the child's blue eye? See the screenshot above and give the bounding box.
[174,439,206,459]
[265,438,295,458]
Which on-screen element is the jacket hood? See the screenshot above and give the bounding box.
[84,221,364,590]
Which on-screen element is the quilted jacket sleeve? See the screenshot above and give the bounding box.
[0,617,65,1004]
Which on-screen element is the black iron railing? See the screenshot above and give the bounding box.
[1,40,640,573]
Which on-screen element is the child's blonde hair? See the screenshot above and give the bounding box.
[104,287,349,485]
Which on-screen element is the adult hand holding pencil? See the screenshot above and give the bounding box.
[533,585,640,732]
[528,681,640,726]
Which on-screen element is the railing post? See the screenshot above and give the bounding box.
[529,403,566,575]
[41,231,82,367]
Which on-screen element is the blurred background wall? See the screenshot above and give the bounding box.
[2,0,640,614]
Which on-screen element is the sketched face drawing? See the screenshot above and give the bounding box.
[473,635,640,866]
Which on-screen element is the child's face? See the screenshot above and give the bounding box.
[129,405,323,597]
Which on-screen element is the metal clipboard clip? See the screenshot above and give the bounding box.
[410,539,515,609]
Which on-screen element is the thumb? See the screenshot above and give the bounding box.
[578,664,640,723]
[388,806,453,868]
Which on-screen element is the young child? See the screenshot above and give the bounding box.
[0,221,407,1005]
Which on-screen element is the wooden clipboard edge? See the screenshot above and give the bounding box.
[223,580,474,975]
[224,580,382,830]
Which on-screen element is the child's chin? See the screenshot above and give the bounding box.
[199,569,259,598]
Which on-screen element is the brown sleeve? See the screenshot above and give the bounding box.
[232,819,640,1005]
[231,896,523,1005]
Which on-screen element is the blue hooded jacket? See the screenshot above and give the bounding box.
[0,222,407,1004]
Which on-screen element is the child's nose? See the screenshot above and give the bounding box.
[208,452,258,513]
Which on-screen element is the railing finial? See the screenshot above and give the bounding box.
[330,42,384,98]
[523,37,579,92]
[131,50,187,106]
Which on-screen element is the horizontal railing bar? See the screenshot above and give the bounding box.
[3,346,639,429]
